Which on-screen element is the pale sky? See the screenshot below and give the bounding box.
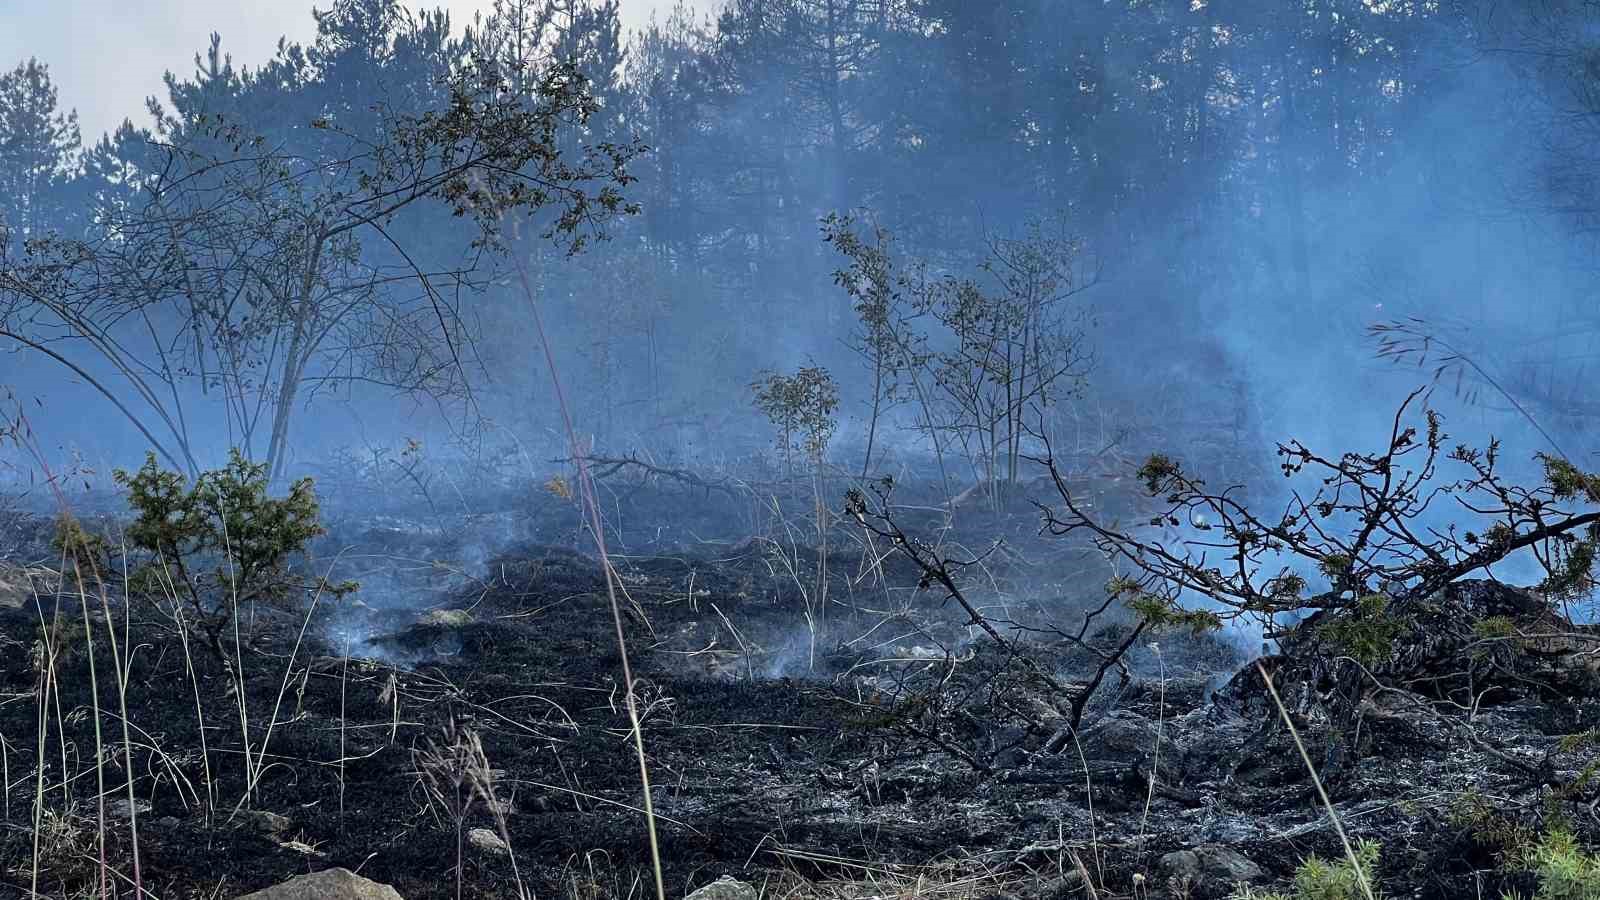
[0,0,696,141]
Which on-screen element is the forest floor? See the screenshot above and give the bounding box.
[0,472,1596,900]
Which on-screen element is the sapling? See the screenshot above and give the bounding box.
[822,211,1095,512]
[111,449,355,662]
[823,212,928,482]
[753,366,840,642]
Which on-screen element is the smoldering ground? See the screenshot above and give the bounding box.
[8,1,1600,898]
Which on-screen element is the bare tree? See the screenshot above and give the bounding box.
[824,211,1095,508]
[1033,388,1600,783]
[923,217,1096,511]
[824,210,931,482]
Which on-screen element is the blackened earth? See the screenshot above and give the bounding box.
[1,481,1596,900]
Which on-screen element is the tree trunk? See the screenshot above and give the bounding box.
[264,228,326,480]
[861,356,883,480]
[1281,87,1314,311]
[825,0,848,211]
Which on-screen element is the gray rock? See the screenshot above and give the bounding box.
[109,798,152,820]
[418,609,473,628]
[0,565,52,610]
[1081,711,1161,758]
[685,876,758,900]
[232,809,291,835]
[1197,846,1264,884]
[1158,846,1263,898]
[1016,871,1086,900]
[234,868,404,900]
[468,826,509,855]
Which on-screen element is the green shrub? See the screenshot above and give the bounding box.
[1450,791,1538,863]
[1233,840,1382,900]
[1513,829,1600,900]
[1451,792,1600,900]
[751,366,839,471]
[1317,593,1404,666]
[113,449,353,659]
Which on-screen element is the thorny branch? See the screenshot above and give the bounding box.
[1034,389,1600,626]
[555,452,744,500]
[843,477,1151,737]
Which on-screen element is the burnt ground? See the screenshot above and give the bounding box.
[1,475,1598,900]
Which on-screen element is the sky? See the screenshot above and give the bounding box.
[0,0,698,141]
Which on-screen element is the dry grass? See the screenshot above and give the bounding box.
[751,849,1039,900]
[1257,661,1378,900]
[413,714,529,900]
[505,214,667,900]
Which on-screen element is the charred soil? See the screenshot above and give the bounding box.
[0,481,1596,900]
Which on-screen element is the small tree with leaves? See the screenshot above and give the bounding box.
[821,211,1094,511]
[752,365,839,475]
[753,365,839,626]
[823,211,936,481]
[928,216,1095,510]
[112,449,354,662]
[1,20,642,480]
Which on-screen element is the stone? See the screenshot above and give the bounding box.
[468,826,509,855]
[1195,846,1263,884]
[109,798,152,820]
[418,609,473,628]
[1157,846,1263,899]
[232,809,291,835]
[1015,872,1086,900]
[1159,849,1200,877]
[0,564,53,610]
[685,876,758,900]
[234,868,404,900]
[1081,711,1161,758]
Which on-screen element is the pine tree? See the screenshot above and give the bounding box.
[0,58,81,250]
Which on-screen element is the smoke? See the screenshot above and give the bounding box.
[9,1,1600,647]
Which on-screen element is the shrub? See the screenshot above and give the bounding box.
[751,365,839,473]
[1046,391,1600,628]
[1316,593,1405,666]
[1232,840,1382,900]
[112,449,353,659]
[1514,829,1600,900]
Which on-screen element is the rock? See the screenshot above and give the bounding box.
[1074,710,1184,790]
[685,876,758,900]
[1157,846,1264,899]
[0,564,53,610]
[1158,850,1201,882]
[468,826,509,855]
[109,798,152,820]
[418,608,473,628]
[1196,846,1263,883]
[232,809,291,835]
[1015,871,1086,900]
[234,868,404,900]
[1081,711,1161,759]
